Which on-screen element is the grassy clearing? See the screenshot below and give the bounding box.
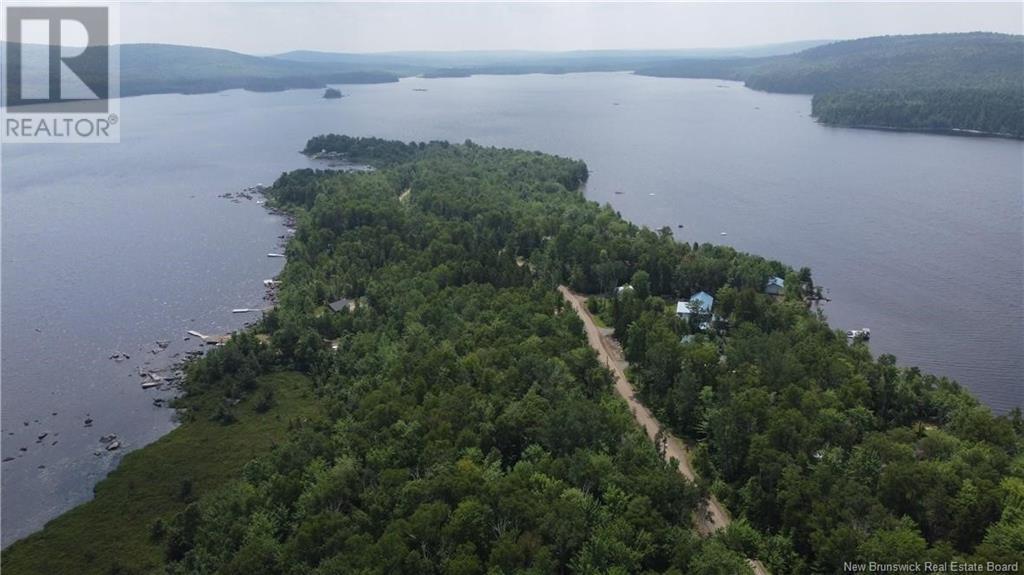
[2,372,316,575]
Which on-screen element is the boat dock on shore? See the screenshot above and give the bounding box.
[186,330,232,345]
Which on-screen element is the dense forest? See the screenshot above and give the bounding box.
[637,33,1024,138]
[163,138,762,574]
[811,88,1024,137]
[5,137,1021,574]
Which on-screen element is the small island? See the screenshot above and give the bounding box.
[322,87,343,99]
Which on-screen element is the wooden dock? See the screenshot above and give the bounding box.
[186,330,232,345]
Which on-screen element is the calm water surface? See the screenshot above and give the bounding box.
[2,72,1021,545]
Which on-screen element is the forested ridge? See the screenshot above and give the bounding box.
[1,43,400,100]
[6,136,1020,574]
[637,33,1024,138]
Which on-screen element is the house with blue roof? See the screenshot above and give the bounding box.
[765,276,785,296]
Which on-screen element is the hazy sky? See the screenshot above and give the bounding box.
[14,1,1024,54]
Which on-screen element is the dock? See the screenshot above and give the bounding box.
[205,334,232,345]
[847,328,871,340]
[141,371,165,389]
[185,330,232,346]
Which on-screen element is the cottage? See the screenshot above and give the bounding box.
[328,298,353,313]
[765,276,785,296]
[676,291,714,318]
[616,284,634,296]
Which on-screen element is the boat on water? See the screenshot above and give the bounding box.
[847,328,871,340]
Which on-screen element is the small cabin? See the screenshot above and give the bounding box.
[328,298,353,313]
[616,284,634,296]
[676,291,714,318]
[765,276,785,296]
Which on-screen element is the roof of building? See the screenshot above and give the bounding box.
[677,291,714,315]
[328,298,351,312]
[767,276,785,288]
[691,291,714,310]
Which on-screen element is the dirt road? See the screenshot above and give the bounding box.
[558,286,769,575]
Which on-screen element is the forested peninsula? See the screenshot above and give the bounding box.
[4,137,1021,574]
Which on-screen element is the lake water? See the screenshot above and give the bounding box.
[2,72,1021,546]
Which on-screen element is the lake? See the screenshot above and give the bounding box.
[2,72,1021,546]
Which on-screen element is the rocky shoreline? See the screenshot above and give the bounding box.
[1,181,291,547]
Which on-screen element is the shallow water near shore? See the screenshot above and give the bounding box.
[2,71,1021,546]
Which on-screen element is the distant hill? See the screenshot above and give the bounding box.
[637,33,1024,137]
[637,33,1023,91]
[412,47,829,79]
[749,33,1021,93]
[117,44,399,96]
[1,43,400,102]
[1,40,830,102]
[274,42,831,65]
